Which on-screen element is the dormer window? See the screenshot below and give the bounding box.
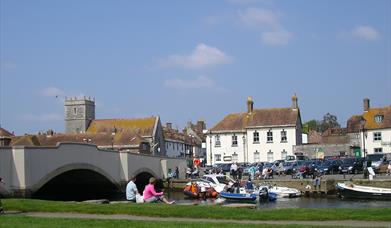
[374,115,384,124]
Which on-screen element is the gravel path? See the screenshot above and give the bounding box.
[4,211,391,227]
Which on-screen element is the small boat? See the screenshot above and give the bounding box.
[336,183,391,200]
[186,174,235,193]
[259,185,301,198]
[183,181,218,199]
[220,191,257,202]
[258,187,277,202]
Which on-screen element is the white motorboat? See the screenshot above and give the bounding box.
[258,185,301,198]
[185,174,234,193]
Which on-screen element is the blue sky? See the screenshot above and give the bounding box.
[1,0,390,135]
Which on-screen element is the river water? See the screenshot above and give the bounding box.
[164,191,391,209]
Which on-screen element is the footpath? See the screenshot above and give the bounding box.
[4,211,391,227]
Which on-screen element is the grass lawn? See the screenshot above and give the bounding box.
[3,199,391,221]
[0,216,354,228]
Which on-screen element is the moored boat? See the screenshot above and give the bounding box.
[336,183,391,200]
[220,191,257,202]
[258,185,301,198]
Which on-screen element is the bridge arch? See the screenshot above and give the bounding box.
[132,167,159,193]
[31,163,120,201]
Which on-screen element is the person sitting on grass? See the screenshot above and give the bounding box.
[143,177,175,204]
[126,175,139,202]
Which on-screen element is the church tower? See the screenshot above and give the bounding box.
[64,96,95,134]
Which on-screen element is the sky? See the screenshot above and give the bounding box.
[0,0,390,135]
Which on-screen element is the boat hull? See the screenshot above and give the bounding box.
[337,183,391,200]
[220,192,257,202]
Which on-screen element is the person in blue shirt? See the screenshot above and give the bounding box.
[126,175,139,202]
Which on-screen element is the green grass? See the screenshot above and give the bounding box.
[2,199,391,221]
[0,216,356,228]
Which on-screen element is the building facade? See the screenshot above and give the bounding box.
[347,98,391,156]
[206,96,302,165]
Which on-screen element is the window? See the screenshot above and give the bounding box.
[232,135,238,147]
[281,149,287,160]
[254,151,260,162]
[267,150,274,162]
[223,156,232,161]
[374,115,384,124]
[281,129,287,142]
[253,131,259,143]
[373,132,382,141]
[214,154,221,162]
[374,148,383,153]
[267,130,273,143]
[232,152,238,162]
[73,108,77,115]
[215,135,221,147]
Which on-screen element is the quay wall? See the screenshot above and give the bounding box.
[166,178,391,195]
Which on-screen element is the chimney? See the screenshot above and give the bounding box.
[196,120,206,132]
[166,122,172,129]
[292,94,298,110]
[363,98,370,112]
[247,96,254,114]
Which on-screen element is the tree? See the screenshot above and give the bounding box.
[320,113,340,132]
[302,119,318,133]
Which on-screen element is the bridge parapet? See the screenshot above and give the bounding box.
[0,143,186,197]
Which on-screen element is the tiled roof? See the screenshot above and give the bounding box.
[211,108,299,131]
[347,106,391,132]
[12,135,41,146]
[0,127,13,137]
[86,117,157,136]
[163,127,199,146]
[11,131,145,147]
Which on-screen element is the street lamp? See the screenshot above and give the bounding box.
[360,118,366,158]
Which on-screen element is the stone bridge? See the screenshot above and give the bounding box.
[0,143,186,199]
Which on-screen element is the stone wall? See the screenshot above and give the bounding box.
[294,143,353,158]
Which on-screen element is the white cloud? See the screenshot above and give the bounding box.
[351,25,380,41]
[261,30,292,46]
[159,43,232,69]
[238,8,293,46]
[164,75,214,89]
[238,8,280,29]
[20,113,63,123]
[40,87,65,97]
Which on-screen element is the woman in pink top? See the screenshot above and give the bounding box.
[143,177,175,204]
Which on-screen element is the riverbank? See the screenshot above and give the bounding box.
[2,199,391,222]
[165,175,391,195]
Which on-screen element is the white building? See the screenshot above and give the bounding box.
[347,98,391,156]
[206,96,302,165]
[163,123,201,158]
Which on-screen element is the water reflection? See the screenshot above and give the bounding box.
[165,190,391,209]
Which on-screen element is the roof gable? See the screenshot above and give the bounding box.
[347,106,391,132]
[211,108,299,131]
[86,117,157,136]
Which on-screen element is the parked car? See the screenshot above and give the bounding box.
[214,163,232,173]
[338,157,364,174]
[317,159,342,174]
